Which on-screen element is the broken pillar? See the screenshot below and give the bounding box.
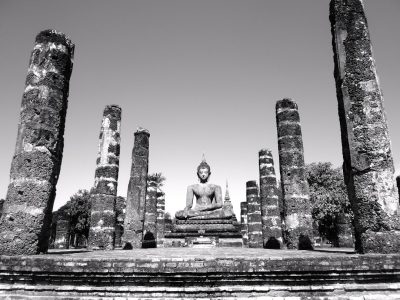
[276,98,313,250]
[246,180,263,248]
[240,201,249,247]
[122,128,150,249]
[0,30,74,255]
[142,178,157,248]
[88,105,121,250]
[259,148,283,249]
[330,0,400,253]
[156,190,166,248]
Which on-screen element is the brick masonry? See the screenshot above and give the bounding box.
[276,98,313,250]
[246,181,263,248]
[156,190,166,247]
[1,249,400,298]
[0,30,74,255]
[240,201,248,246]
[143,179,157,248]
[122,128,150,249]
[88,105,121,250]
[259,148,283,249]
[330,0,400,253]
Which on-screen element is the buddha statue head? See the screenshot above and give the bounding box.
[197,155,211,183]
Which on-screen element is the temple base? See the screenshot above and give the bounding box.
[164,217,243,247]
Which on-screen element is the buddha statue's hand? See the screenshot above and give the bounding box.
[183,208,189,219]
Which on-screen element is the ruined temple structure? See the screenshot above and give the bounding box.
[88,105,121,250]
[122,128,150,249]
[276,98,313,250]
[142,178,158,248]
[330,0,400,253]
[156,190,166,247]
[240,201,249,246]
[259,149,283,249]
[0,30,74,255]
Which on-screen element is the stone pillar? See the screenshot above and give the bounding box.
[142,179,157,248]
[259,149,283,249]
[156,190,166,248]
[122,128,150,249]
[0,30,74,255]
[330,0,400,253]
[88,105,121,250]
[246,181,263,248]
[337,213,354,248]
[54,214,70,249]
[240,201,249,247]
[276,98,313,250]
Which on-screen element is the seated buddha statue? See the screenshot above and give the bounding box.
[175,157,233,220]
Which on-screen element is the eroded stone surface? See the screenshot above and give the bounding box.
[240,201,248,246]
[143,179,157,248]
[88,105,121,250]
[156,190,165,247]
[276,98,313,250]
[122,128,150,249]
[0,30,74,255]
[259,149,283,249]
[246,181,263,248]
[330,0,400,253]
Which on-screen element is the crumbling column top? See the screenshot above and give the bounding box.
[135,127,150,136]
[276,98,298,111]
[35,29,74,52]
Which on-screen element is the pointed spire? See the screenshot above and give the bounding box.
[225,179,230,201]
[202,153,206,162]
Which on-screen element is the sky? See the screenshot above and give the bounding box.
[0,0,399,217]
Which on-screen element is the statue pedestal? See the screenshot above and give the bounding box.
[164,218,243,247]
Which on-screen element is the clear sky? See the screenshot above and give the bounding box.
[0,0,399,217]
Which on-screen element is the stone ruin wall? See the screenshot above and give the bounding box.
[88,105,121,250]
[0,30,74,255]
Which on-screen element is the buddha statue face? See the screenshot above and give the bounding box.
[197,160,211,183]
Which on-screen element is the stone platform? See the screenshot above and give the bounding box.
[1,248,400,299]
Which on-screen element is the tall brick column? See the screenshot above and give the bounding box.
[122,128,150,249]
[240,201,249,247]
[88,105,121,250]
[246,181,263,248]
[276,98,313,250]
[156,190,165,247]
[0,30,74,255]
[143,179,157,248]
[330,0,400,253]
[259,149,283,249]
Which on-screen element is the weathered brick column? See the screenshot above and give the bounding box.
[143,179,157,248]
[122,128,150,249]
[54,214,70,249]
[156,190,166,247]
[240,201,249,247]
[259,149,283,249]
[0,30,74,255]
[246,181,263,248]
[276,98,313,250]
[330,0,400,253]
[88,105,121,250]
